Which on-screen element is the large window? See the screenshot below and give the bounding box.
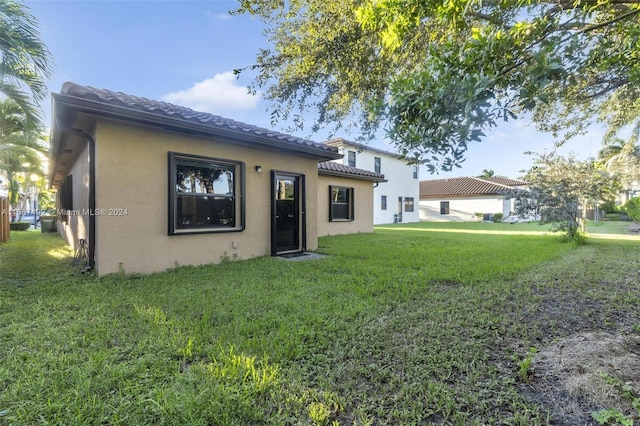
[169,152,244,234]
[440,201,450,215]
[374,157,381,173]
[347,150,356,167]
[329,186,354,221]
[404,197,414,212]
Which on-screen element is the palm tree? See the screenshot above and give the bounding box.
[599,121,640,203]
[0,98,47,219]
[478,169,495,179]
[0,0,53,126]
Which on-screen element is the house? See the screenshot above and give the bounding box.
[325,138,420,224]
[419,176,527,222]
[49,82,383,275]
[317,161,386,236]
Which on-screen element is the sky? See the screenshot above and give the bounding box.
[26,0,607,180]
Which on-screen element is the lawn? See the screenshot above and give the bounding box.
[1,225,639,425]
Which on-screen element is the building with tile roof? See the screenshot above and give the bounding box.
[419,176,527,222]
[49,82,384,275]
[325,138,420,224]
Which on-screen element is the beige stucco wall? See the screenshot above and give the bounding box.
[91,119,320,275]
[317,174,376,237]
[57,143,90,252]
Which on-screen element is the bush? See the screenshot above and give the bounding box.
[9,222,31,231]
[493,213,503,222]
[622,197,640,223]
[600,200,619,214]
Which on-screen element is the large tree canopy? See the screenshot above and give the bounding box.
[235,0,640,171]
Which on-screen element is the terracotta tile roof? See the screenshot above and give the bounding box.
[325,137,409,160]
[420,176,523,198]
[318,161,386,182]
[56,82,341,158]
[484,176,528,186]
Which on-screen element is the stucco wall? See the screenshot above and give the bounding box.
[57,143,90,251]
[420,196,512,222]
[333,147,420,224]
[317,174,375,236]
[91,119,320,275]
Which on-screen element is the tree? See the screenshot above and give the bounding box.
[235,0,640,172]
[597,122,640,203]
[478,169,495,179]
[0,0,53,127]
[0,98,47,219]
[513,152,617,240]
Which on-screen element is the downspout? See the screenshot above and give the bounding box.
[55,123,96,269]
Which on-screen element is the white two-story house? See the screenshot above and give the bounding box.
[325,138,420,224]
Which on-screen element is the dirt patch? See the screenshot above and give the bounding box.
[522,332,640,425]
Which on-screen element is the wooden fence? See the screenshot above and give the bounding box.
[0,197,9,244]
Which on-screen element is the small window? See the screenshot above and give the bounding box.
[329,186,354,221]
[169,152,244,234]
[347,151,356,167]
[413,166,419,179]
[62,175,73,211]
[59,175,73,222]
[381,195,387,210]
[404,197,414,212]
[440,201,450,215]
[374,157,381,173]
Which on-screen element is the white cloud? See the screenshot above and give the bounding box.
[162,72,260,114]
[205,11,232,21]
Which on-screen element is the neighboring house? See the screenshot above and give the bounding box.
[48,82,382,275]
[419,176,527,222]
[325,138,420,224]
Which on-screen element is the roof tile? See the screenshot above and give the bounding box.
[420,176,525,198]
[318,161,386,181]
[59,82,339,156]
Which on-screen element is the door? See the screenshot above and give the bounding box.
[272,173,305,255]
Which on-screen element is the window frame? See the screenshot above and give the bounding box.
[329,185,354,222]
[413,166,419,179]
[374,156,381,173]
[381,195,387,210]
[440,201,450,215]
[347,150,356,167]
[59,174,73,223]
[404,197,414,212]
[168,152,245,235]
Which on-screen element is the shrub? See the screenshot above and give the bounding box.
[493,213,503,222]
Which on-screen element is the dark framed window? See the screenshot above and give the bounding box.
[381,195,387,210]
[413,166,419,179]
[347,151,356,167]
[404,197,414,212]
[374,157,381,173]
[59,175,73,222]
[168,152,244,234]
[62,175,73,211]
[329,186,354,221]
[440,201,450,215]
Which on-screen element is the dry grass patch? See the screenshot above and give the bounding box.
[529,332,640,423]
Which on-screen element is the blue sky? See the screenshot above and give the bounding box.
[27,0,606,179]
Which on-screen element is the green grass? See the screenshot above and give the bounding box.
[1,226,639,425]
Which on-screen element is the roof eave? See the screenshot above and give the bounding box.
[51,92,342,162]
[318,169,387,182]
